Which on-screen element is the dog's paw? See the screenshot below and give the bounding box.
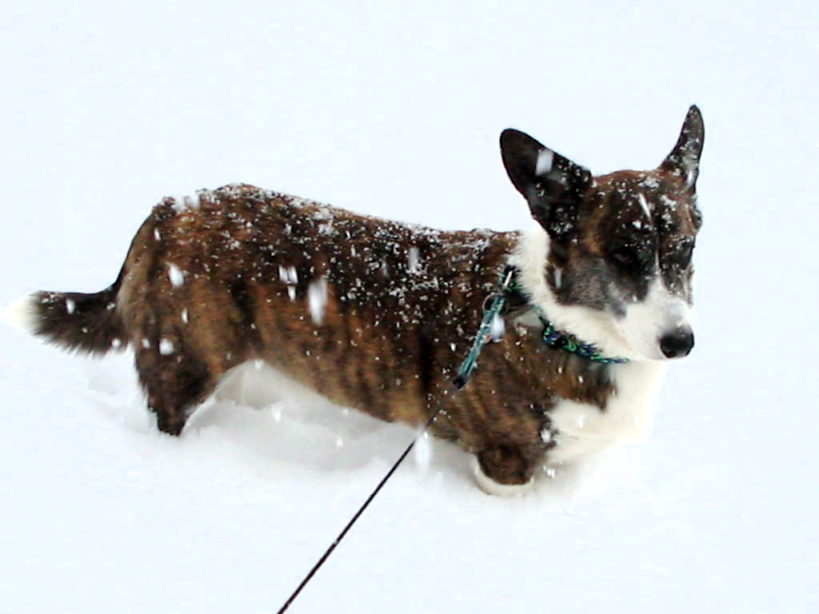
[471,457,535,496]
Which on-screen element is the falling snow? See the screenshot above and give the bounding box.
[540,429,552,444]
[168,263,185,287]
[553,267,563,290]
[307,277,328,325]
[535,148,554,175]
[278,265,298,285]
[2,6,812,614]
[490,313,505,341]
[413,431,432,470]
[408,247,421,274]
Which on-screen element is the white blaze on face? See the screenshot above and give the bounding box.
[510,225,636,359]
[510,224,696,362]
[618,277,692,360]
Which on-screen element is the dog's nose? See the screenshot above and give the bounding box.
[659,327,694,359]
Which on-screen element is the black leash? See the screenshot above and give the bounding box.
[276,408,442,614]
[277,266,518,613]
[276,262,629,611]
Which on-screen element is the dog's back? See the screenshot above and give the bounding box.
[32,184,520,429]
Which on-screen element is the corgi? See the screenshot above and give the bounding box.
[20,106,704,495]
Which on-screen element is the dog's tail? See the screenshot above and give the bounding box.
[8,267,127,356]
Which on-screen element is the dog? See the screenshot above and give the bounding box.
[18,106,703,495]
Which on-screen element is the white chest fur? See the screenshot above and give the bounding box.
[546,361,667,466]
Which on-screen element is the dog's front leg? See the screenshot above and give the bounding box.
[472,444,542,496]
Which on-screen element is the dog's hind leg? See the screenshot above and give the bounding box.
[135,343,220,436]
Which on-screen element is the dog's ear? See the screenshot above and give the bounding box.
[500,128,592,240]
[661,105,704,190]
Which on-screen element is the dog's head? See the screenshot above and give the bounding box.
[502,106,704,361]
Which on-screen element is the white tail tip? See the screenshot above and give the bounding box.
[3,294,37,334]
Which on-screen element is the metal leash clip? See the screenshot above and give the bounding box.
[452,265,516,389]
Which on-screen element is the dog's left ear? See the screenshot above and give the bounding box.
[500,128,592,240]
[661,105,705,190]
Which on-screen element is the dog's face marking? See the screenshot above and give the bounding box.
[502,106,704,361]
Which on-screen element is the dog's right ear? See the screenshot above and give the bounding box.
[500,129,592,240]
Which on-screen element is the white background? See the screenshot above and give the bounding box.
[1,1,817,612]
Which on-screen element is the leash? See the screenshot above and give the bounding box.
[276,408,443,614]
[277,263,626,612]
[452,265,517,389]
[275,268,516,612]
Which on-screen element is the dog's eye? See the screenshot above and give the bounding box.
[668,240,695,268]
[679,243,694,265]
[609,246,641,269]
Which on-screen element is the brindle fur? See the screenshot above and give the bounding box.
[30,108,703,487]
[32,185,615,484]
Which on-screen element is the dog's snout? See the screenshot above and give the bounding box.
[659,327,694,359]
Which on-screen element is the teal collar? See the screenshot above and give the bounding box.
[509,267,629,365]
[453,265,629,389]
[537,315,629,365]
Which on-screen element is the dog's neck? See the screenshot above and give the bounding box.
[507,224,639,361]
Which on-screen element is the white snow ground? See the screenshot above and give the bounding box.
[1,2,817,612]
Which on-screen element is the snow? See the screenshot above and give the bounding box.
[307,276,328,325]
[637,192,651,218]
[279,265,298,286]
[535,148,554,176]
[167,263,185,288]
[171,193,200,213]
[407,246,421,274]
[490,312,505,340]
[158,338,175,355]
[2,2,818,613]
[413,431,432,471]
